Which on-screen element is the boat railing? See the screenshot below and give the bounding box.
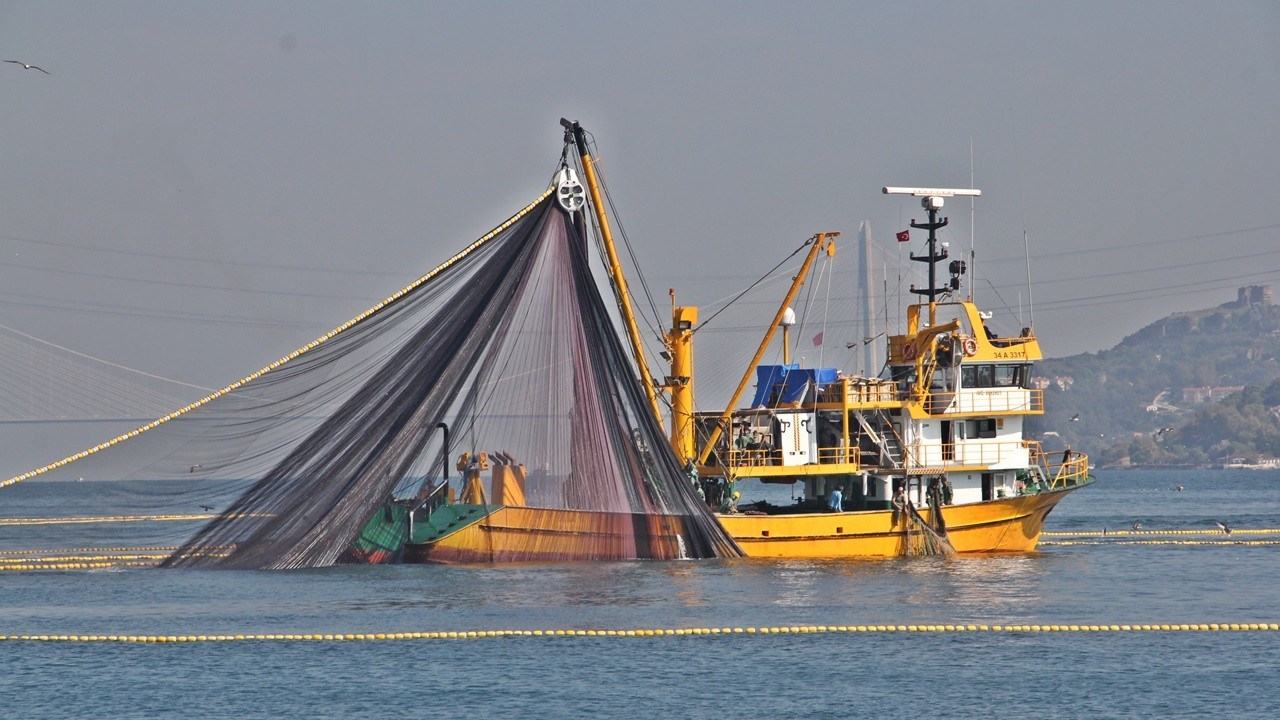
[1026,440,1092,490]
[814,445,859,464]
[985,333,1037,350]
[725,445,858,472]
[727,445,855,468]
[949,388,1043,414]
[911,440,1029,469]
[726,438,1031,473]
[816,379,904,406]
[812,381,1043,415]
[728,447,782,467]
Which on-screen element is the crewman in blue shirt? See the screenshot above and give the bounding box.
[827,486,843,512]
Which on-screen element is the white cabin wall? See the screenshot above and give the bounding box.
[949,472,982,505]
[990,416,1030,469]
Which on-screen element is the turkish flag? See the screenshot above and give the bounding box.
[896,230,910,242]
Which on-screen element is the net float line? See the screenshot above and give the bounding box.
[2,623,1277,642]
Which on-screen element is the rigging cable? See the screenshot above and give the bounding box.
[0,190,556,491]
[579,132,667,354]
[692,240,809,335]
[819,249,834,366]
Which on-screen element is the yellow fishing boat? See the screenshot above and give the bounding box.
[382,124,1091,564]
[685,201,1092,556]
[0,120,1086,570]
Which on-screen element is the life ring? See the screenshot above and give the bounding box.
[961,337,979,356]
[903,341,917,358]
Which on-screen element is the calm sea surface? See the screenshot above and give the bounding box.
[2,468,1278,719]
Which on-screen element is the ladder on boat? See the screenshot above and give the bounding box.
[855,410,907,470]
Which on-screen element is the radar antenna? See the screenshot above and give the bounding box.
[883,187,982,324]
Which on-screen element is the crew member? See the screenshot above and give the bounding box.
[827,484,843,512]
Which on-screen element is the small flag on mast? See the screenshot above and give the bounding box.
[896,229,910,243]
[812,331,824,347]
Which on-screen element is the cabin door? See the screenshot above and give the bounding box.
[941,421,954,461]
[775,412,815,466]
[981,472,994,501]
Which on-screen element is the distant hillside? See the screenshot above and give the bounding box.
[1096,378,1280,467]
[1026,285,1280,463]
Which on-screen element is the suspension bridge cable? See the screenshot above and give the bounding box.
[0,322,214,393]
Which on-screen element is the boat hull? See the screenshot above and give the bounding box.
[720,486,1078,558]
[404,506,690,564]
[399,484,1084,563]
[340,501,411,565]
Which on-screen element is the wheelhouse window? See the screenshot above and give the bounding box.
[962,363,1032,389]
[976,365,994,387]
[966,418,997,439]
[994,365,1019,387]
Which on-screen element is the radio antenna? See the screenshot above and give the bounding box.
[1011,108,1035,329]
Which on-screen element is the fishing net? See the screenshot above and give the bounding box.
[903,498,955,557]
[1,183,741,569]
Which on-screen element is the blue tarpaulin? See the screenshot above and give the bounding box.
[750,364,838,408]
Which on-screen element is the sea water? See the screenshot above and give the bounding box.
[1,469,1278,719]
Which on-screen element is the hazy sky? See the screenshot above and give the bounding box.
[3,1,1278,396]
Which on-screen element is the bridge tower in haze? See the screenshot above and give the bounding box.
[857,220,878,376]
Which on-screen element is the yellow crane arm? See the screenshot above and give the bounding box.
[561,119,665,431]
[696,232,838,466]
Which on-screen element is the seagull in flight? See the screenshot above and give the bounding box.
[1215,520,1232,535]
[189,464,203,473]
[1069,413,1080,422]
[1131,521,1143,531]
[200,505,216,512]
[5,60,50,75]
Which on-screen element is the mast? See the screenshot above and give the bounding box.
[561,119,665,430]
[883,187,981,326]
[857,221,876,374]
[696,232,838,467]
[666,293,696,464]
